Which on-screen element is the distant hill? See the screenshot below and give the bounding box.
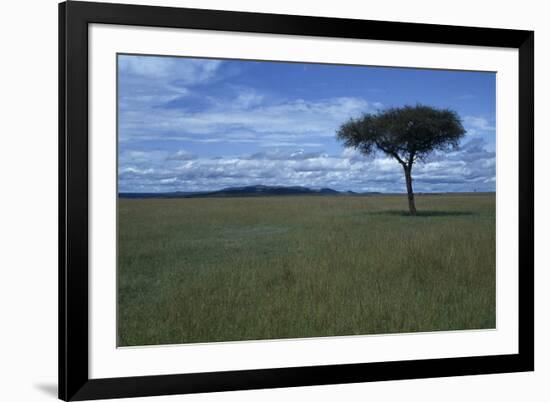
[118,185,375,199]
[188,185,340,198]
[118,191,195,199]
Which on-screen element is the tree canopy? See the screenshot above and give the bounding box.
[337,104,466,167]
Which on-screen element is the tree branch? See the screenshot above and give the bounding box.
[408,150,416,166]
[375,140,407,166]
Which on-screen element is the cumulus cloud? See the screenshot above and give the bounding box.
[166,150,196,161]
[464,115,495,132]
[246,149,328,161]
[119,138,496,194]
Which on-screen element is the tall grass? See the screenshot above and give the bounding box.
[117,194,495,346]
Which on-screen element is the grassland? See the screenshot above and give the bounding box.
[117,194,495,347]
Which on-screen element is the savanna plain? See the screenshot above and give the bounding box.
[118,194,495,346]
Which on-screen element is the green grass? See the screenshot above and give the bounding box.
[117,194,495,346]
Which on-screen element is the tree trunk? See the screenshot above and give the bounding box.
[404,166,417,215]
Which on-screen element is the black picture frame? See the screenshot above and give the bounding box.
[59,1,534,400]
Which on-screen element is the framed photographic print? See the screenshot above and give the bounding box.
[59,1,534,400]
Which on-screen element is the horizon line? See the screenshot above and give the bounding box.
[118,188,497,195]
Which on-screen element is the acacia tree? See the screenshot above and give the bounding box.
[337,105,466,215]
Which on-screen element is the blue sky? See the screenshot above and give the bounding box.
[118,54,496,193]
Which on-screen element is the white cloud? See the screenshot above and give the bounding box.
[233,88,265,108]
[464,116,495,131]
[119,56,222,84]
[120,95,375,146]
[166,150,195,161]
[119,139,496,194]
[118,56,224,121]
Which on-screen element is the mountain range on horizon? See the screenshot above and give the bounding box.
[119,184,368,199]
